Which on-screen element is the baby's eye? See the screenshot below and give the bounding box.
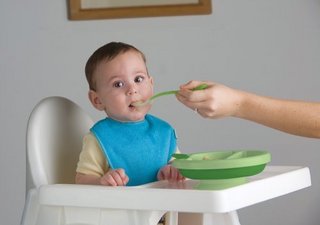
[113,81,124,88]
[134,76,144,83]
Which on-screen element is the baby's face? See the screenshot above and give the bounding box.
[90,50,153,122]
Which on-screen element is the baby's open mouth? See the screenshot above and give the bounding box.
[130,100,144,108]
[129,101,141,109]
[131,100,147,107]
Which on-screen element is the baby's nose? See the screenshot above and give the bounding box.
[127,85,138,95]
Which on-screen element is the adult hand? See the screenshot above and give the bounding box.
[176,80,320,138]
[176,80,243,119]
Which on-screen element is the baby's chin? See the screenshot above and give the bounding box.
[110,113,147,123]
[128,113,147,122]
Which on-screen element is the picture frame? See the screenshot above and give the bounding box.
[68,0,212,20]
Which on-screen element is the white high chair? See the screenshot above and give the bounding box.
[21,96,176,225]
[21,96,312,225]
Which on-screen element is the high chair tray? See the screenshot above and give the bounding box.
[38,166,310,213]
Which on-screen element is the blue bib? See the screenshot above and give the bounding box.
[91,114,177,186]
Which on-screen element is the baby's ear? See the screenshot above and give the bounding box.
[88,90,104,111]
[149,76,154,85]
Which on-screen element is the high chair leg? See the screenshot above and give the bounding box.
[20,189,39,225]
[164,212,178,225]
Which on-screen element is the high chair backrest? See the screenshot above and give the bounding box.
[26,96,93,190]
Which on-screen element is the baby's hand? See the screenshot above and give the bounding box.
[157,165,185,182]
[100,168,129,186]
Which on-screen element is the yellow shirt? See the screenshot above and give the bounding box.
[76,133,108,177]
[76,133,179,177]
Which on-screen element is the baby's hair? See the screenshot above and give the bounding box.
[85,42,147,91]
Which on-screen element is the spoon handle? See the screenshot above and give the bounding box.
[149,90,178,101]
[191,83,208,91]
[133,83,208,106]
[150,83,208,101]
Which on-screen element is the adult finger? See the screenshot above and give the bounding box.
[176,95,206,112]
[179,80,204,90]
[177,87,210,103]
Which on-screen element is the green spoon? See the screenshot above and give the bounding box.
[132,83,208,107]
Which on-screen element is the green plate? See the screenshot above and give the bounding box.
[172,150,271,189]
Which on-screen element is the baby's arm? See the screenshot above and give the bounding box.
[75,172,101,184]
[76,169,129,186]
[76,133,128,186]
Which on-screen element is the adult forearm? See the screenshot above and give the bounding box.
[236,92,320,138]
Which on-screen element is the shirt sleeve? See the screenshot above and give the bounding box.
[76,132,109,177]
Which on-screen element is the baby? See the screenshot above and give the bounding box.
[75,42,184,186]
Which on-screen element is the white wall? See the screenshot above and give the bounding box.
[1,0,319,225]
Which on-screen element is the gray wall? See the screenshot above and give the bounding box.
[1,0,319,225]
